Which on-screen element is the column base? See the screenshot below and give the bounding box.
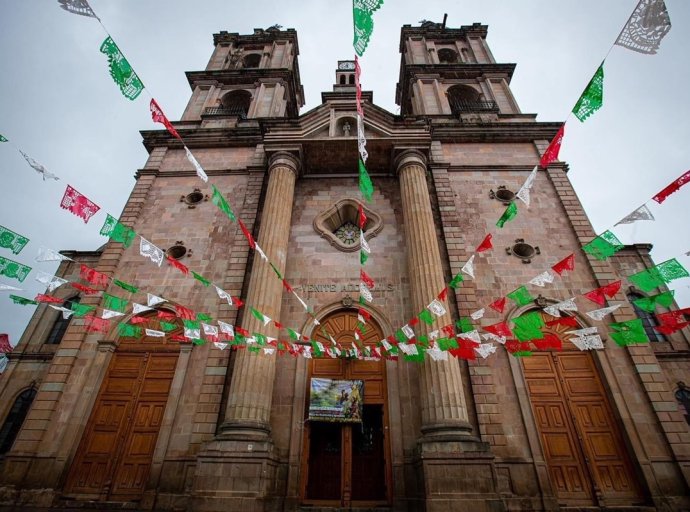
[191,432,282,512]
[414,437,506,512]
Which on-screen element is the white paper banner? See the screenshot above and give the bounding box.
[461,254,475,279]
[185,146,209,182]
[471,308,485,320]
[427,299,446,317]
[529,271,555,287]
[586,304,622,321]
[147,293,166,307]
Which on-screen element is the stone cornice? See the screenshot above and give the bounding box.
[140,127,263,153]
[213,28,300,56]
[429,121,562,143]
[399,23,489,52]
[134,168,253,179]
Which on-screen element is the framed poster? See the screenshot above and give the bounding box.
[308,377,364,423]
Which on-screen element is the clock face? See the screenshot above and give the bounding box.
[338,61,355,70]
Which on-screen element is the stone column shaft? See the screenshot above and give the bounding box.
[222,153,298,439]
[397,150,472,439]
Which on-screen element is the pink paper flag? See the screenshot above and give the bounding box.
[60,185,100,223]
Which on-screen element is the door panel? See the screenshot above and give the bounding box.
[305,422,342,500]
[351,405,386,501]
[524,358,594,505]
[65,350,178,500]
[523,324,643,506]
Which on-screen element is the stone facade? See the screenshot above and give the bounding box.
[0,23,688,512]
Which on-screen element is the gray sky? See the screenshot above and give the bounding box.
[1,1,689,345]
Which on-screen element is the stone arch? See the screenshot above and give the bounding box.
[242,53,261,68]
[447,84,483,114]
[438,47,459,64]
[0,386,37,455]
[220,89,252,118]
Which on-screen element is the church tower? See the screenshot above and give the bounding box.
[396,21,519,119]
[181,26,304,122]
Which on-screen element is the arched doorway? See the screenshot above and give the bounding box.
[64,314,181,501]
[521,312,643,507]
[300,309,392,508]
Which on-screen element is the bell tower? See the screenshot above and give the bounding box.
[395,21,520,119]
[181,26,305,122]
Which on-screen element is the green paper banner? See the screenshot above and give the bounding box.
[10,295,37,306]
[211,185,236,222]
[358,159,374,202]
[99,214,136,248]
[114,279,138,293]
[353,0,385,56]
[0,225,29,255]
[99,36,144,100]
[0,256,31,283]
[572,64,604,122]
[496,202,518,228]
[582,230,624,260]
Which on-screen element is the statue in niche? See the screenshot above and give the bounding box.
[342,121,351,137]
[227,48,243,69]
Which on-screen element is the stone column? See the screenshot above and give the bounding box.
[220,151,299,440]
[396,149,473,440]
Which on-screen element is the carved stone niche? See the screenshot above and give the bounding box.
[313,199,383,252]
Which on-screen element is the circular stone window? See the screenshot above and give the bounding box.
[490,186,515,204]
[180,188,207,208]
[166,243,188,260]
[506,238,540,263]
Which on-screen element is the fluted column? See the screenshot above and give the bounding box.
[396,149,473,440]
[221,152,299,440]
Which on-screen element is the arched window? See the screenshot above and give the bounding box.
[675,382,690,425]
[627,292,666,342]
[221,90,252,119]
[0,387,37,455]
[437,48,458,64]
[46,296,79,345]
[447,84,495,114]
[242,54,261,69]
[339,75,346,85]
[348,74,355,85]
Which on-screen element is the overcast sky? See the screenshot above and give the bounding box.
[1,1,689,345]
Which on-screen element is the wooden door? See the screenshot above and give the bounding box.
[65,345,178,500]
[522,317,643,507]
[300,310,391,508]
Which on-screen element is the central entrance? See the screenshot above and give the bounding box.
[300,310,391,508]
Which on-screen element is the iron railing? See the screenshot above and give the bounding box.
[448,98,499,114]
[203,106,248,119]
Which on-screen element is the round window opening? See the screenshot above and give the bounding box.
[492,186,515,204]
[166,244,187,260]
[185,191,204,204]
[506,238,540,263]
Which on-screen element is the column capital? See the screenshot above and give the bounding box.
[393,149,427,175]
[268,151,301,177]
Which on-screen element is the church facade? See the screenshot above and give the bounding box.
[0,22,689,511]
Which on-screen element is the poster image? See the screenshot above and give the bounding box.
[308,378,364,423]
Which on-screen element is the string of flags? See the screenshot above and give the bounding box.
[0,1,340,344]
[2,0,688,362]
[538,0,672,169]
